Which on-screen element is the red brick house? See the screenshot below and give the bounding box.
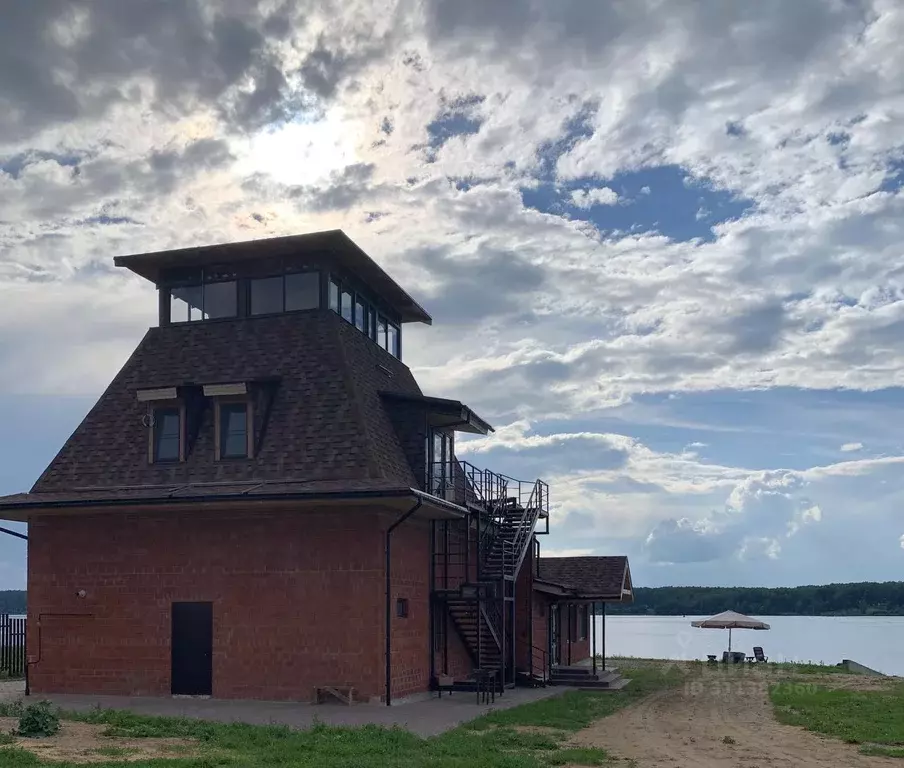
[0,231,632,703]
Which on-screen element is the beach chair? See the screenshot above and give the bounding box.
[753,646,768,663]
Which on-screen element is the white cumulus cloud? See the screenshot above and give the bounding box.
[570,186,619,208]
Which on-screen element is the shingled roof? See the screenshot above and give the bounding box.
[0,309,434,512]
[537,556,633,602]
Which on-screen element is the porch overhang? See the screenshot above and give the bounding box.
[379,391,493,435]
[534,555,635,604]
[533,579,571,597]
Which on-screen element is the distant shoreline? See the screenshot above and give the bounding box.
[609,612,904,617]
[606,582,904,617]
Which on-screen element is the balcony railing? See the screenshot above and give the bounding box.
[427,460,548,516]
[427,460,508,509]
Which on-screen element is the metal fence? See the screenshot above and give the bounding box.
[0,614,25,678]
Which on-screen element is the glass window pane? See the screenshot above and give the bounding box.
[369,308,377,339]
[154,408,180,462]
[355,299,366,332]
[251,276,283,316]
[329,279,340,313]
[285,272,320,311]
[377,316,388,350]
[341,290,353,323]
[388,324,400,358]
[203,281,237,319]
[170,289,187,323]
[220,403,248,458]
[431,431,445,493]
[171,285,202,322]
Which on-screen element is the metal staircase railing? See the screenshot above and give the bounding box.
[429,459,549,692]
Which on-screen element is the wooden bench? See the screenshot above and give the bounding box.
[313,686,356,705]
[436,675,455,698]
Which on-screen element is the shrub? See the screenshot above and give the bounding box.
[17,700,61,738]
[0,730,15,745]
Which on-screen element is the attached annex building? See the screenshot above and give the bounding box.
[0,231,632,703]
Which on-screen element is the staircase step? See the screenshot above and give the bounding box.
[550,666,596,676]
[549,669,619,683]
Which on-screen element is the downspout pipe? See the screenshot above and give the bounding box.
[385,499,422,706]
[0,526,27,541]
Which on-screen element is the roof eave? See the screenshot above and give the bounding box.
[113,229,433,326]
[380,391,494,435]
[0,486,468,520]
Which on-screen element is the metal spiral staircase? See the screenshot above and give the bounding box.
[431,461,549,694]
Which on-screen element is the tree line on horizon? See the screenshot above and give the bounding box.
[5,581,904,618]
[607,581,904,616]
[0,591,25,615]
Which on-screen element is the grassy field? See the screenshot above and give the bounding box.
[771,677,904,758]
[609,654,848,675]
[0,664,687,767]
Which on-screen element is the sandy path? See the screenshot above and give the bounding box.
[570,672,900,767]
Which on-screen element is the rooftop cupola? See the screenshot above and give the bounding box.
[114,229,432,361]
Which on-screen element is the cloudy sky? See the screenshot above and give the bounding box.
[3,0,904,591]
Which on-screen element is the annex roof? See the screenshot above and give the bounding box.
[536,556,634,602]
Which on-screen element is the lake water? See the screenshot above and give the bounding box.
[598,615,904,676]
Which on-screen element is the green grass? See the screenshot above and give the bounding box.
[0,699,23,717]
[88,746,138,758]
[611,655,855,676]
[771,680,904,757]
[767,661,847,675]
[0,663,685,767]
[862,745,904,758]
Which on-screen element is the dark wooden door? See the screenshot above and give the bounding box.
[171,602,213,696]
[549,604,560,667]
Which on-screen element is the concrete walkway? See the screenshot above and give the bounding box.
[2,681,570,737]
[0,679,25,703]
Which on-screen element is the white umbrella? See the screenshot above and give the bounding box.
[691,610,770,652]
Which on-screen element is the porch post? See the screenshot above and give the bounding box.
[568,604,573,666]
[592,602,597,676]
[601,601,606,670]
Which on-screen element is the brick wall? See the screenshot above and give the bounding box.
[515,547,534,670]
[531,592,550,673]
[386,516,430,700]
[430,519,478,683]
[27,505,433,702]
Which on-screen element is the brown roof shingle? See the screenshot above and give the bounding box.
[537,556,633,601]
[24,309,422,498]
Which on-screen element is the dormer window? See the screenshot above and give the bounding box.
[218,403,250,459]
[153,407,182,463]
